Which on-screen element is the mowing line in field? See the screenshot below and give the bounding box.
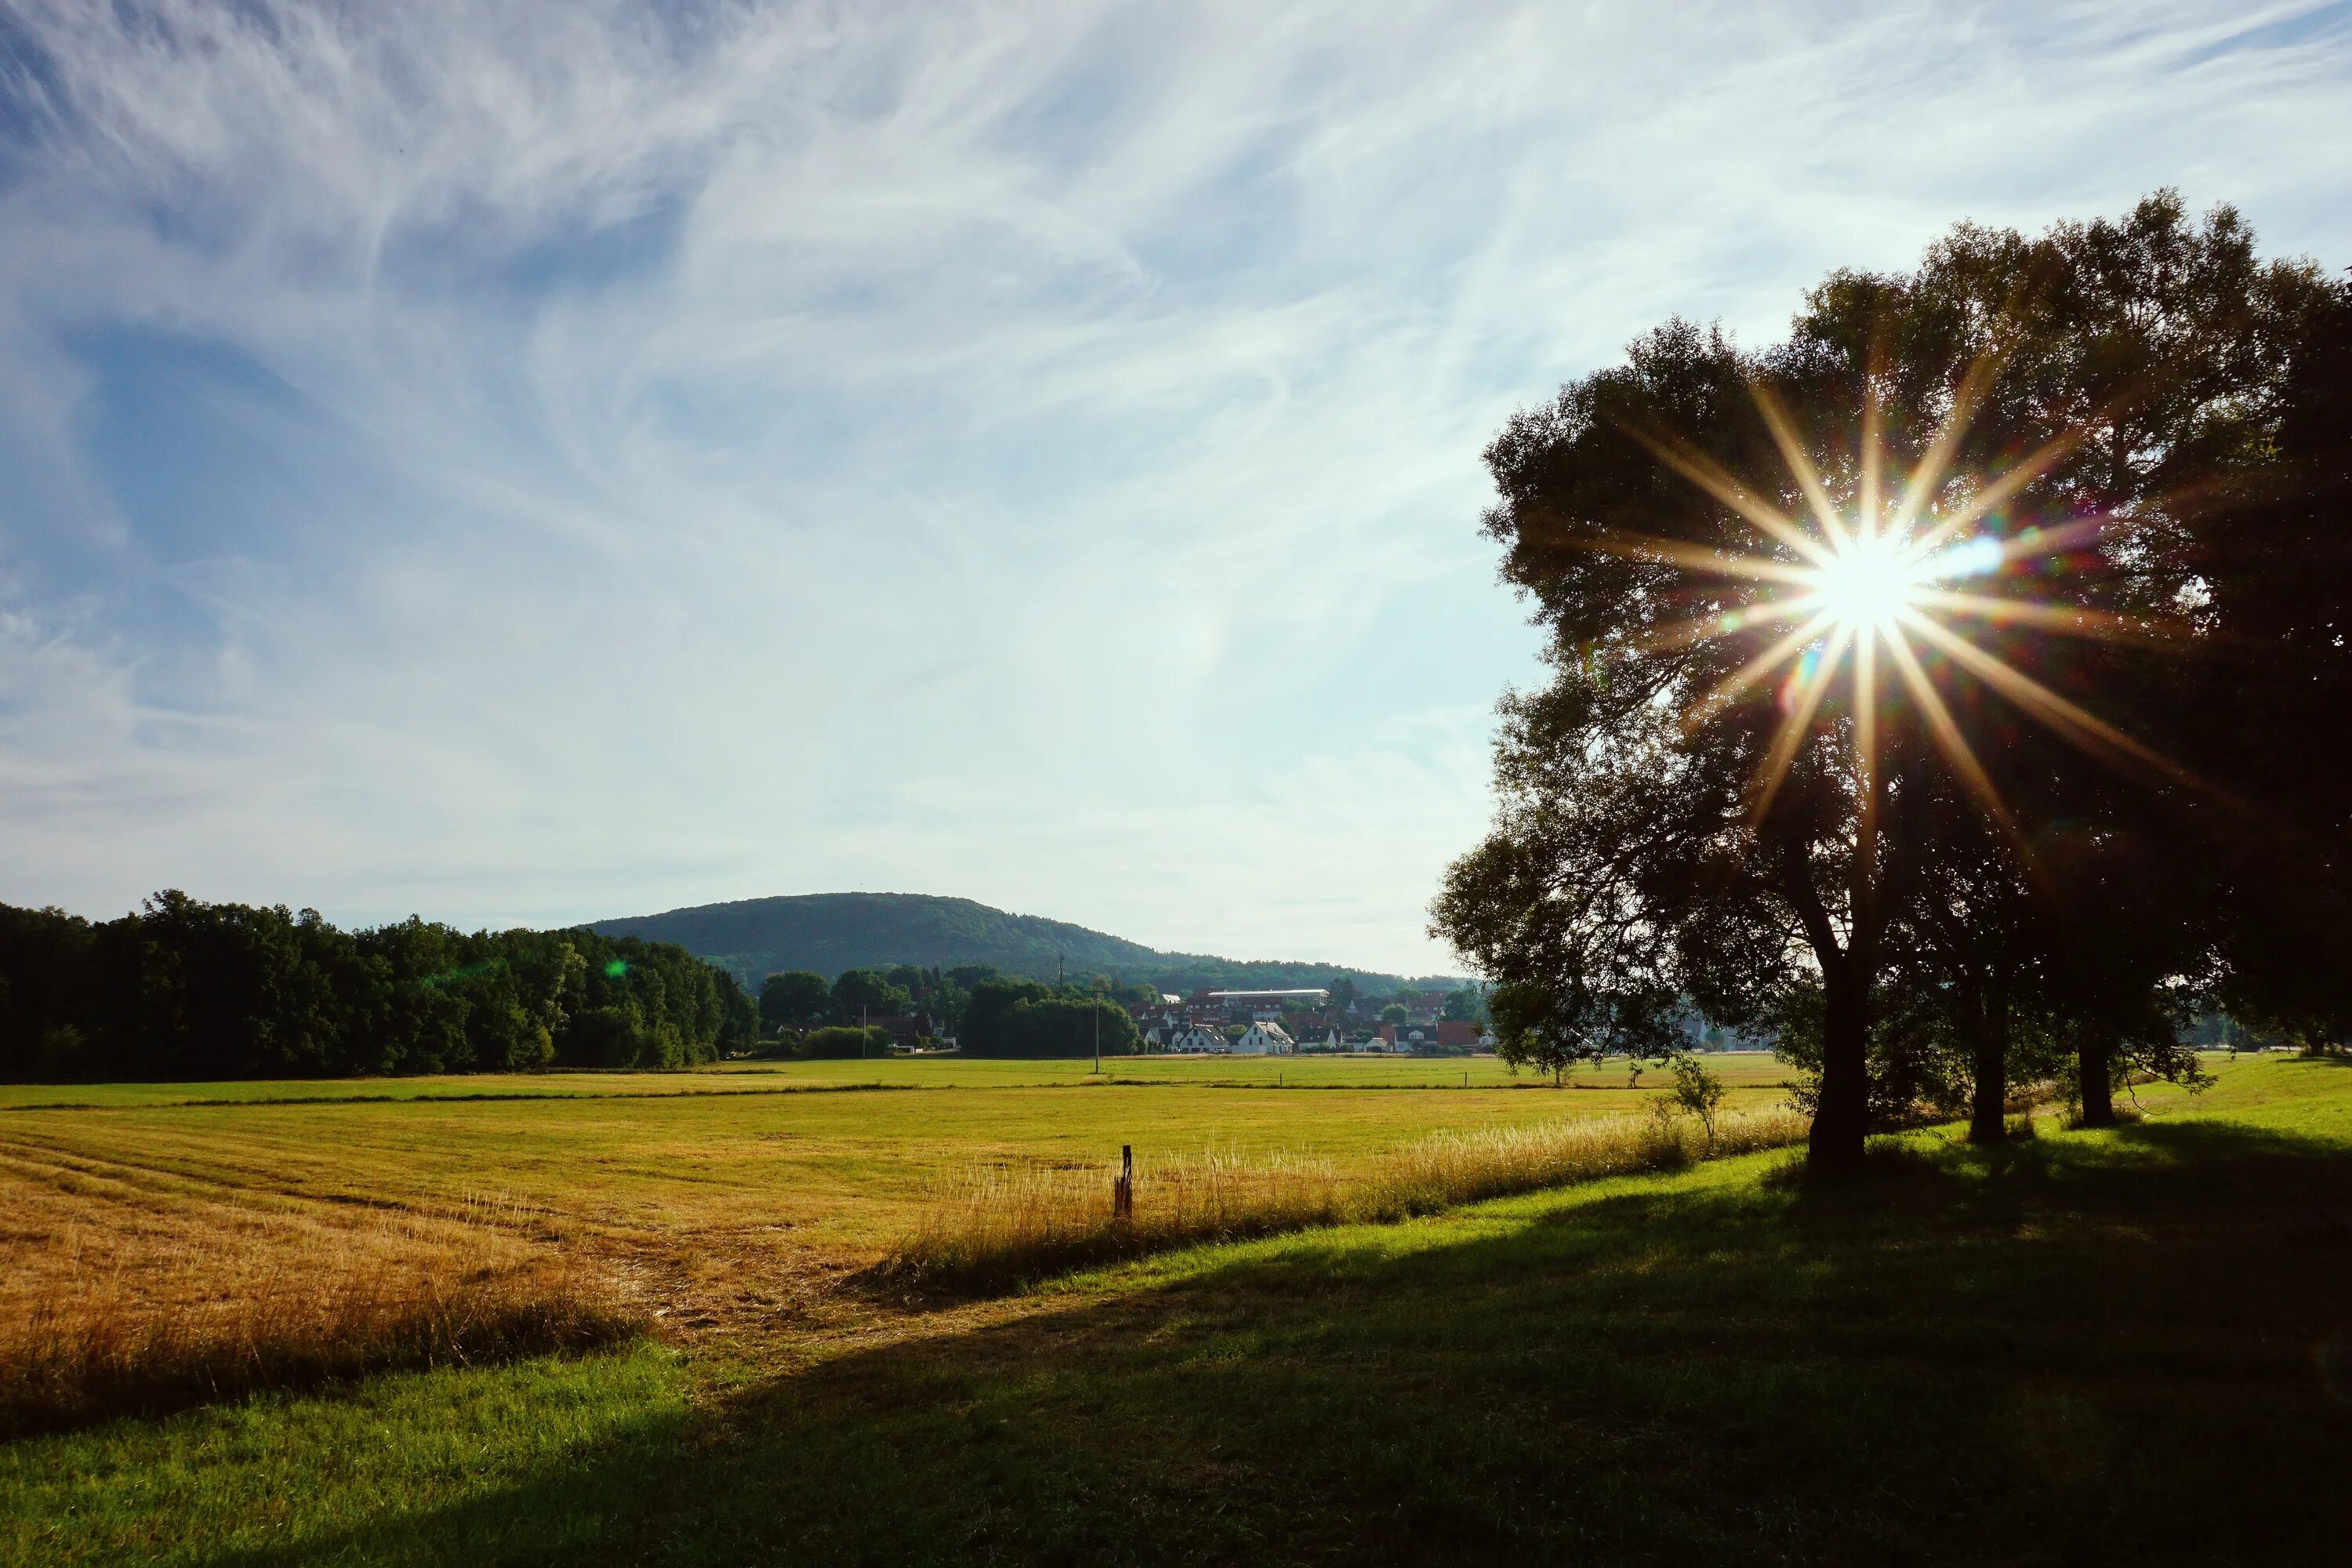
[0,1082,922,1112]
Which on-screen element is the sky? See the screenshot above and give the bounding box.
[1,1,2348,975]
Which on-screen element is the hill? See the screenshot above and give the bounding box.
[586,892,1463,993]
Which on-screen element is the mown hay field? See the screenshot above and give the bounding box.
[0,1054,1799,1413]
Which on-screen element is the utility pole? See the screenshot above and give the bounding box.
[861,1003,868,1059]
[1094,999,1102,1074]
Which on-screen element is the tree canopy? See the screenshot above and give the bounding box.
[759,971,832,1031]
[1435,194,2347,1174]
[830,968,915,1021]
[951,977,1140,1058]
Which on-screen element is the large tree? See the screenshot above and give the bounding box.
[759,971,832,1032]
[1436,195,2327,1174]
[830,968,914,1022]
[2181,278,2352,1048]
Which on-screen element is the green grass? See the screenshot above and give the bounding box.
[0,1050,1792,1109]
[6,1053,2348,1565]
[0,1345,691,1567]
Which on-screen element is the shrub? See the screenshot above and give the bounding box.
[798,1025,888,1059]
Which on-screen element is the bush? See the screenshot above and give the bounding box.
[797,1026,889,1059]
[1657,1054,1726,1149]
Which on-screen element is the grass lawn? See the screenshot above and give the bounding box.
[5,1053,2349,1564]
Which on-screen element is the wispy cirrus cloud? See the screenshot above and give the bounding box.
[0,0,2346,971]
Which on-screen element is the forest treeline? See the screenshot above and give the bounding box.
[0,892,757,1082]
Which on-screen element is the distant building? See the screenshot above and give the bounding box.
[1163,1025,1225,1054]
[1436,1021,1483,1051]
[868,1014,934,1048]
[1232,1021,1295,1055]
[1207,989,1328,1022]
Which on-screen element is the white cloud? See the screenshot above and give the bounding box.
[0,0,2347,972]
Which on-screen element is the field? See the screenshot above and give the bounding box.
[0,1053,1799,1338]
[0,1049,1795,1105]
[5,1052,2350,1563]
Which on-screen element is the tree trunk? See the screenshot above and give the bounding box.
[1807,961,1871,1176]
[1967,983,2009,1145]
[2077,1032,2116,1128]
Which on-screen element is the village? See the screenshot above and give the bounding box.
[1131,987,1497,1056]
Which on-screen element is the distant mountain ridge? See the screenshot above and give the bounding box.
[586,892,1465,994]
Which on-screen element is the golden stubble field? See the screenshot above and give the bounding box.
[0,1054,1799,1418]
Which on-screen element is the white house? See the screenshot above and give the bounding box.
[1163,1025,1225,1054]
[1232,1021,1295,1056]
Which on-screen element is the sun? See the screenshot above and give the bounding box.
[1810,533,1924,630]
[1601,363,2181,841]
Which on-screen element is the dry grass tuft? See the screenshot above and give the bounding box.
[0,1150,644,1435]
[0,1252,640,1436]
[874,1105,1808,1294]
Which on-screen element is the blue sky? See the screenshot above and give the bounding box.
[1,1,2348,974]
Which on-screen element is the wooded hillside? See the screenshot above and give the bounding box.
[591,892,1462,994]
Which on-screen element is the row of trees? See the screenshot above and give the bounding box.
[757,962,1166,1037]
[960,978,1143,1058]
[1438,194,2352,1173]
[758,966,933,1033]
[0,892,757,1080]
[755,964,1148,1058]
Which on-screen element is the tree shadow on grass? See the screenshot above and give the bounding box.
[211,1120,2352,1567]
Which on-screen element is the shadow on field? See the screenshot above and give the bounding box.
[212,1120,2352,1567]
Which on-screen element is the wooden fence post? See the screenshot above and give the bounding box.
[1113,1144,1134,1221]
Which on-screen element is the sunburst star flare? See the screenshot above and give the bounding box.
[1610,375,2180,833]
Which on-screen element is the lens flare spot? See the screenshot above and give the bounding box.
[1927,535,2005,580]
[1779,645,1822,712]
